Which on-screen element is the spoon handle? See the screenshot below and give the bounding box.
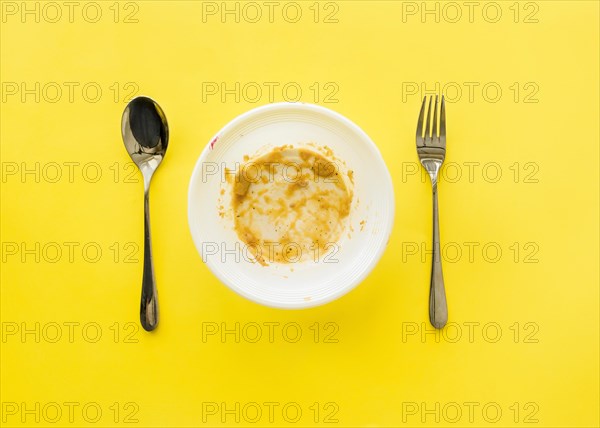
[140,188,159,331]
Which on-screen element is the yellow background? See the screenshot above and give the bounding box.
[1,1,598,427]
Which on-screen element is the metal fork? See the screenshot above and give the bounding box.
[416,95,448,329]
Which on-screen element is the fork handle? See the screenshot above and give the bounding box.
[429,184,448,329]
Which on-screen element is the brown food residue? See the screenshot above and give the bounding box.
[231,146,353,265]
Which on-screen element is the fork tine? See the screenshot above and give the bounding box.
[416,96,426,142]
[440,95,446,144]
[424,96,432,143]
[432,95,439,140]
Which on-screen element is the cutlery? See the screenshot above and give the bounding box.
[121,96,169,331]
[416,95,448,329]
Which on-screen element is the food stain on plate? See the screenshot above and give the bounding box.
[223,144,355,266]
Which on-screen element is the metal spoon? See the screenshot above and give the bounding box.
[121,96,169,331]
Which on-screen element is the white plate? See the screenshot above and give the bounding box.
[188,102,394,308]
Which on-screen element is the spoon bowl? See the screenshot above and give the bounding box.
[122,97,169,178]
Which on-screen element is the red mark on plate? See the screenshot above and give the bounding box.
[210,136,219,150]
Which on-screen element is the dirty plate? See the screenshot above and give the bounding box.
[188,102,394,308]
